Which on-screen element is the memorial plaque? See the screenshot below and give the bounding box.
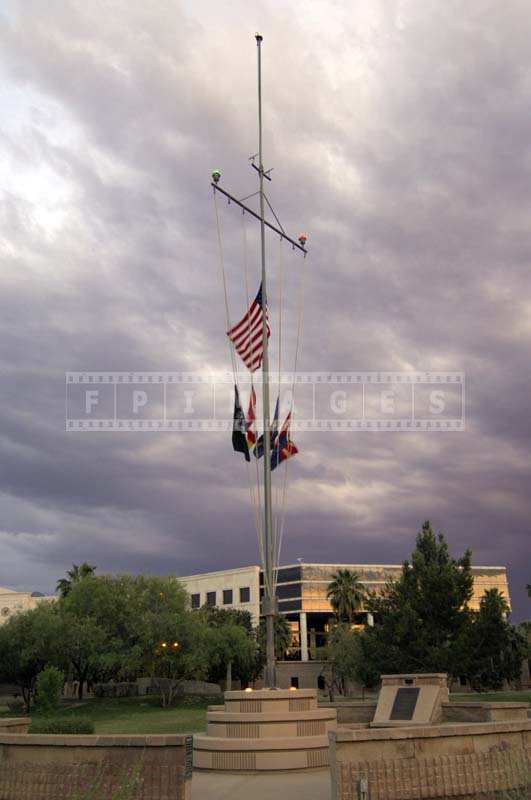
[389,687,419,720]
[184,735,194,779]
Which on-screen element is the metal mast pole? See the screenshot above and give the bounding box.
[256,33,276,689]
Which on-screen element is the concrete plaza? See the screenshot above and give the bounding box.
[192,768,330,800]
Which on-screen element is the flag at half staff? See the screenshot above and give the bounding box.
[227,283,270,372]
[246,386,257,448]
[232,385,250,462]
[271,411,298,471]
[254,396,279,460]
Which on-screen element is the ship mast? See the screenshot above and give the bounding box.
[255,33,276,689]
[211,34,307,689]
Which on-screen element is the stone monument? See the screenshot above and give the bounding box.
[194,688,337,770]
[371,673,449,727]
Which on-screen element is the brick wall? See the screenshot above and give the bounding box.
[0,734,192,800]
[336,748,529,800]
[330,720,531,800]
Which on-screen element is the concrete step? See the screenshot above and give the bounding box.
[193,733,330,771]
[207,708,336,739]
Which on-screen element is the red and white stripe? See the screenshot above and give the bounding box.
[227,293,270,372]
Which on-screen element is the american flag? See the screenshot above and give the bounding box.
[227,283,270,372]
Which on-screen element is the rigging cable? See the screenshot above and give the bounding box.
[240,208,266,572]
[274,248,309,586]
[272,234,284,592]
[214,189,265,570]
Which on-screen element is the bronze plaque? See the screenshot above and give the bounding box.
[390,687,419,720]
[184,735,193,778]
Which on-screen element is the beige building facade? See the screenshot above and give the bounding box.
[178,565,261,625]
[179,562,511,665]
[0,587,55,625]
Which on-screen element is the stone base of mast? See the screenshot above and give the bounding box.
[193,689,337,771]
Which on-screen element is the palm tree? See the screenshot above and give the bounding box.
[258,614,292,660]
[327,569,367,623]
[481,587,510,616]
[56,562,97,598]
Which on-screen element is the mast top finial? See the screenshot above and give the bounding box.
[255,33,263,43]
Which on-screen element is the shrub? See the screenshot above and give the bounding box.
[178,694,213,708]
[29,716,95,734]
[6,698,25,714]
[35,666,64,714]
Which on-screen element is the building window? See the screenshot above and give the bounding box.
[317,675,326,691]
[206,591,216,606]
[190,593,200,609]
[223,589,233,605]
[290,676,299,688]
[1,608,9,617]
[239,587,250,603]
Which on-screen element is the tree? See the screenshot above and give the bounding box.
[196,605,253,633]
[57,612,108,699]
[196,606,257,687]
[35,665,64,714]
[0,604,63,712]
[56,562,97,598]
[59,573,212,706]
[465,588,527,691]
[258,614,291,661]
[206,623,257,690]
[131,578,210,707]
[357,521,474,679]
[327,570,367,623]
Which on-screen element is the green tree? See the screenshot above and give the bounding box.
[196,606,257,687]
[327,570,367,623]
[56,562,97,598]
[358,521,474,679]
[59,573,211,706]
[206,623,257,690]
[57,612,108,700]
[0,604,63,712]
[465,588,527,690]
[196,605,253,633]
[258,614,291,661]
[115,575,211,707]
[35,665,64,714]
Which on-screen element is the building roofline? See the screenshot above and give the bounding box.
[178,565,261,582]
[277,563,508,571]
[178,562,507,581]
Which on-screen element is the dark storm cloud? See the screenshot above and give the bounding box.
[0,0,530,619]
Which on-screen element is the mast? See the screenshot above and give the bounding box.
[211,34,307,691]
[255,32,276,689]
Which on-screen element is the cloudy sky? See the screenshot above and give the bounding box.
[1,1,530,620]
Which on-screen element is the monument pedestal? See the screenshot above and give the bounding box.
[371,673,449,727]
[193,689,337,771]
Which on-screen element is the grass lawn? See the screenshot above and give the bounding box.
[449,690,531,704]
[0,695,210,734]
[323,689,531,705]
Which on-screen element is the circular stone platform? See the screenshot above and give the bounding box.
[193,688,337,771]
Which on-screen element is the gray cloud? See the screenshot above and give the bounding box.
[0,0,530,620]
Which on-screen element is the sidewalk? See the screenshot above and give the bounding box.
[192,768,331,800]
